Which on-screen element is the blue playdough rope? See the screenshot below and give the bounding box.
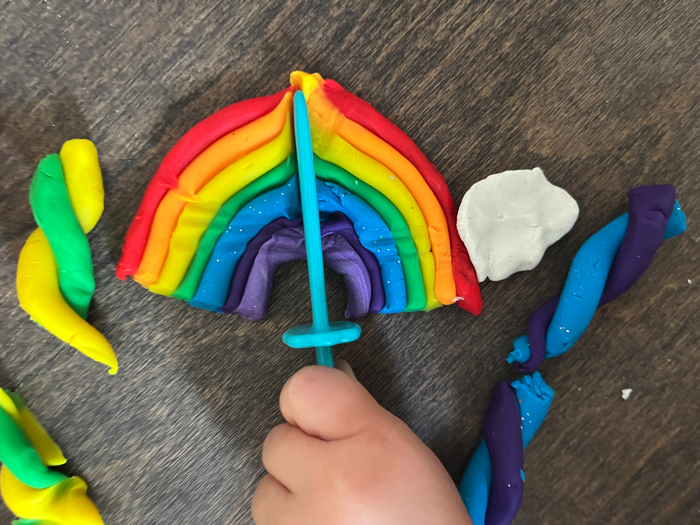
[509,191,685,371]
[459,373,554,525]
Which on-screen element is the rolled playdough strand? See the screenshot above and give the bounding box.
[0,468,103,525]
[194,175,407,313]
[29,155,94,319]
[322,77,482,315]
[302,93,440,311]
[292,72,455,306]
[314,156,423,312]
[137,95,293,285]
[16,229,118,374]
[59,139,104,233]
[174,157,297,301]
[599,186,677,305]
[459,373,553,525]
[116,88,290,280]
[0,391,65,468]
[0,402,66,490]
[233,227,372,321]
[509,186,686,372]
[223,212,384,315]
[482,382,524,525]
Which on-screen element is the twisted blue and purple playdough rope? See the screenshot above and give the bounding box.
[460,185,686,525]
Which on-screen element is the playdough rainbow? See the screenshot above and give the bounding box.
[116,72,481,318]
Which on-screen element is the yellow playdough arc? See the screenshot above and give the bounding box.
[298,92,440,309]
[0,467,103,525]
[0,390,66,467]
[148,114,294,296]
[59,140,104,233]
[322,100,455,305]
[135,92,293,285]
[16,229,118,374]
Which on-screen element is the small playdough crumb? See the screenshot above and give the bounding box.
[457,168,579,282]
[621,388,633,400]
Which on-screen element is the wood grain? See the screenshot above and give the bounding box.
[1,1,698,523]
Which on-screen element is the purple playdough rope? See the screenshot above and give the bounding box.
[483,382,524,525]
[469,185,686,525]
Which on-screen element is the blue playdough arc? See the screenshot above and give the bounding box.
[191,175,407,313]
[459,372,554,525]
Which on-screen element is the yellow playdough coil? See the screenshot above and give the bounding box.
[16,229,118,374]
[1,467,103,525]
[59,140,104,234]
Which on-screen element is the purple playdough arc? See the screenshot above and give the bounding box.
[224,213,386,320]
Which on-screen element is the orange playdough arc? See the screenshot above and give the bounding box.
[292,72,456,305]
[310,89,455,305]
[134,92,293,285]
[148,116,294,296]
[304,103,441,310]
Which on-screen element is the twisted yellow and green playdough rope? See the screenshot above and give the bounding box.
[0,388,103,524]
[16,140,118,374]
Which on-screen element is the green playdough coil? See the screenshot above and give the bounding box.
[0,404,67,489]
[313,156,426,312]
[29,154,94,319]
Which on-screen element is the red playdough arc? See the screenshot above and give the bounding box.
[322,79,481,314]
[116,87,291,280]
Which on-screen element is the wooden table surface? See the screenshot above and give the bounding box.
[1,1,698,524]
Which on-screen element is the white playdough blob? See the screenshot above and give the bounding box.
[457,168,579,282]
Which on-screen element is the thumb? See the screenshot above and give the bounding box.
[335,359,356,379]
[279,365,382,441]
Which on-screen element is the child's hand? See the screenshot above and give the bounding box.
[252,364,471,524]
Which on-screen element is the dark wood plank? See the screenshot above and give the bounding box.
[0,1,698,523]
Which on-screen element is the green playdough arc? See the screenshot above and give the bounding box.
[29,154,94,319]
[173,157,297,300]
[172,156,426,311]
[313,156,426,311]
